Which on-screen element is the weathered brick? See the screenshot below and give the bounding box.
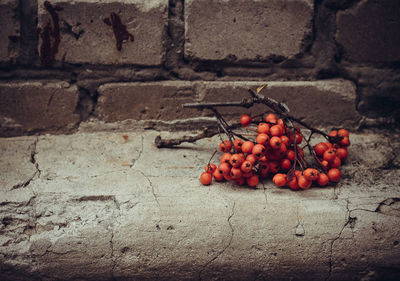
[0,0,19,62]
[96,81,198,122]
[37,0,168,66]
[198,80,360,129]
[336,0,400,63]
[97,80,360,129]
[184,0,313,61]
[0,81,80,136]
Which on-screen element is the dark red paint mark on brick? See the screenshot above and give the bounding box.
[38,1,62,66]
[103,13,134,51]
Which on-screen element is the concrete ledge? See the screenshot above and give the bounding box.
[1,130,399,280]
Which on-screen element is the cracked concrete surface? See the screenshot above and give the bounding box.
[1,129,400,280]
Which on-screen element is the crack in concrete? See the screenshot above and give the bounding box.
[261,182,268,209]
[198,202,235,281]
[110,226,117,281]
[137,170,160,209]
[71,195,120,210]
[11,137,41,190]
[295,206,305,237]
[325,200,356,281]
[130,133,144,168]
[375,197,400,214]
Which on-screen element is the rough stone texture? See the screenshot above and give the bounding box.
[0,81,80,136]
[0,130,400,280]
[0,0,19,63]
[0,137,38,192]
[336,0,400,63]
[37,0,168,65]
[184,0,314,61]
[96,79,360,129]
[96,81,199,122]
[198,80,360,129]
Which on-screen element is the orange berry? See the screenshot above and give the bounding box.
[329,130,338,137]
[240,114,252,127]
[230,167,242,179]
[317,173,329,186]
[269,161,280,174]
[328,168,341,182]
[340,136,350,147]
[205,163,217,174]
[252,144,266,157]
[200,172,212,185]
[336,148,348,161]
[257,123,270,134]
[259,162,269,173]
[229,154,244,168]
[314,142,329,157]
[280,135,290,146]
[337,129,349,137]
[233,139,244,152]
[258,155,268,162]
[273,173,287,187]
[294,170,303,178]
[330,157,341,168]
[224,173,232,181]
[269,136,281,150]
[265,113,277,124]
[286,150,295,161]
[242,171,253,178]
[298,176,312,189]
[220,153,232,164]
[246,175,259,187]
[321,160,329,169]
[270,125,283,137]
[240,160,253,173]
[234,177,246,186]
[219,140,232,152]
[323,149,336,162]
[213,168,224,181]
[241,141,255,154]
[287,176,299,190]
[256,133,269,146]
[304,168,319,181]
[246,154,257,165]
[280,158,291,170]
[218,162,231,175]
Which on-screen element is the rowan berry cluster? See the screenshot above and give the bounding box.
[200,113,351,190]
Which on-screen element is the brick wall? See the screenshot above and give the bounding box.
[0,0,399,136]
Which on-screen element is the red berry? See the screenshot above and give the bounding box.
[240,160,253,173]
[314,142,329,157]
[280,159,291,170]
[240,114,252,127]
[219,140,232,152]
[257,123,270,134]
[328,168,341,182]
[273,173,287,187]
[213,168,224,181]
[200,172,212,185]
[246,175,259,187]
[205,163,217,174]
[317,173,329,186]
[303,168,319,181]
[241,141,255,154]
